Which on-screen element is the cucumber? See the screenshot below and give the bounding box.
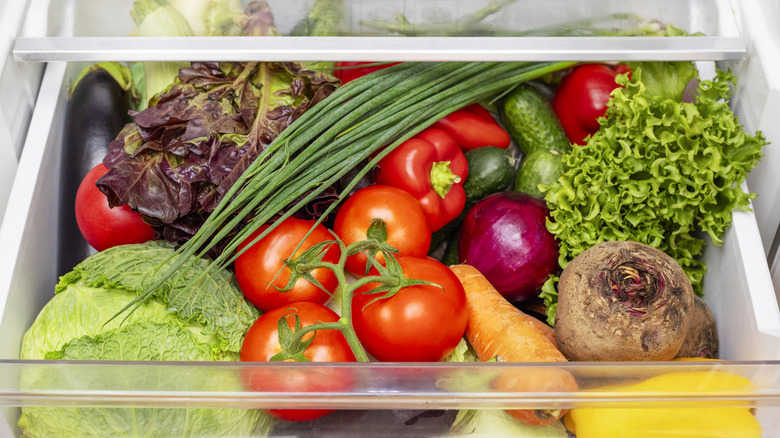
[441,227,461,266]
[462,146,517,206]
[514,148,564,199]
[498,83,570,155]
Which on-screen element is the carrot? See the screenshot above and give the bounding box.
[449,264,578,426]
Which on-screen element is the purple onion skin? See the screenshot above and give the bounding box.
[458,192,559,301]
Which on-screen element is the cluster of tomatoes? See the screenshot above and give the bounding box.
[234,185,469,421]
[231,63,519,422]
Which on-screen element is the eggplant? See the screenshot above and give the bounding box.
[57,64,134,276]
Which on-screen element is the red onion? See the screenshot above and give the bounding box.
[458,192,559,301]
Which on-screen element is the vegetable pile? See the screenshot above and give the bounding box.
[19,1,772,436]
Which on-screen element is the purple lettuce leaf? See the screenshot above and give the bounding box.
[97,60,339,255]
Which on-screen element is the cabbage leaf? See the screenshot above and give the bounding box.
[55,240,258,354]
[18,241,271,437]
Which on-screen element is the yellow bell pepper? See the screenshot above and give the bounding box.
[566,371,761,438]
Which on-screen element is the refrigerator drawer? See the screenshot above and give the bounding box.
[2,0,780,436]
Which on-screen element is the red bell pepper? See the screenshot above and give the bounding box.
[333,62,401,84]
[376,128,468,232]
[432,103,511,151]
[552,63,631,145]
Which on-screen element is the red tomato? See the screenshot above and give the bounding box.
[235,218,340,312]
[552,63,630,145]
[333,186,431,277]
[75,163,155,251]
[333,62,401,84]
[241,302,357,421]
[351,256,468,362]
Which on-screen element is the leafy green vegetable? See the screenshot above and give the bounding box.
[131,0,193,105]
[542,67,767,323]
[203,0,245,36]
[18,241,270,437]
[97,62,339,253]
[47,321,215,361]
[626,61,697,102]
[624,26,702,103]
[54,241,259,353]
[163,0,245,36]
[18,404,267,438]
[20,282,181,361]
[131,0,278,109]
[290,0,346,36]
[442,337,479,363]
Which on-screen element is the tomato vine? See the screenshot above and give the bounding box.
[272,219,440,362]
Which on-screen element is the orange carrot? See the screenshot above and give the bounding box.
[449,264,578,426]
[450,264,565,362]
[526,309,558,348]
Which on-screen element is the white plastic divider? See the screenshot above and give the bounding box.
[13,0,746,62]
[0,61,65,438]
[12,35,748,63]
[0,0,44,225]
[0,61,66,360]
[730,0,780,300]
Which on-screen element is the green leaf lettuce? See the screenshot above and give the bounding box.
[541,66,767,323]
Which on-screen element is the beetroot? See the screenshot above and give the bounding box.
[458,191,559,301]
[555,240,695,361]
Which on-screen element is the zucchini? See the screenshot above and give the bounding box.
[57,64,134,276]
[498,83,571,155]
[514,148,564,198]
[441,227,461,266]
[462,146,517,206]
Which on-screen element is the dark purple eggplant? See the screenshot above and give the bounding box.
[57,65,134,276]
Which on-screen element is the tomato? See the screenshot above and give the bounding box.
[552,63,630,145]
[351,256,468,362]
[333,185,431,277]
[235,217,340,312]
[240,302,357,421]
[74,163,155,251]
[333,62,401,84]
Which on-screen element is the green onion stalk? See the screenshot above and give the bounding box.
[113,61,577,321]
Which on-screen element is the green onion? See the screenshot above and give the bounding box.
[114,61,577,320]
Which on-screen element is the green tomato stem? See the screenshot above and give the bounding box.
[291,238,404,363]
